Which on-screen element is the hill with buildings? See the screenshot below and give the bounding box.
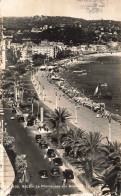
[3,16,121,45]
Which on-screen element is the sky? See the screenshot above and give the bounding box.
[1,0,121,21]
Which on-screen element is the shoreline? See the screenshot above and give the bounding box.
[65,52,121,67]
[58,53,121,123]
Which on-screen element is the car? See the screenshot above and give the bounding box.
[39,170,48,179]
[17,115,25,122]
[19,116,25,122]
[27,120,34,126]
[47,149,56,158]
[53,158,63,166]
[39,143,48,149]
[12,109,16,113]
[63,169,74,179]
[96,114,100,118]
[17,115,21,119]
[10,116,15,120]
[35,135,42,143]
[51,167,60,177]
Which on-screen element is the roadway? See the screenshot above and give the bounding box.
[3,73,80,196]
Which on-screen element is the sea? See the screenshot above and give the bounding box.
[61,56,121,116]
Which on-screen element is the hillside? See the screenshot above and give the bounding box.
[3,16,85,29]
[3,16,121,45]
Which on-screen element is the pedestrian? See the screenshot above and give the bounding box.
[62,178,67,186]
[44,155,47,159]
[48,157,51,164]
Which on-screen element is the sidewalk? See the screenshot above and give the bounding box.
[0,144,15,196]
[0,101,15,196]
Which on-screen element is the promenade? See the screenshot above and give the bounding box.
[0,101,15,196]
[0,144,15,196]
[32,70,121,143]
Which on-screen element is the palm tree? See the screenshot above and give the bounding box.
[92,162,121,196]
[77,132,103,180]
[60,128,85,157]
[98,139,121,169]
[47,107,71,147]
[92,139,121,195]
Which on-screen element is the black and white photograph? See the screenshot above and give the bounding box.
[0,0,121,195]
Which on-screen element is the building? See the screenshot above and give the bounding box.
[32,44,59,58]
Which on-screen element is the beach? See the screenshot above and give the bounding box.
[59,53,121,119]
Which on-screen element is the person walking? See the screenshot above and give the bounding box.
[48,157,51,164]
[44,155,47,159]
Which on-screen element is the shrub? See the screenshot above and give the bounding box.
[3,132,15,150]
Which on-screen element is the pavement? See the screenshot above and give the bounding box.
[0,144,15,196]
[0,100,15,196]
[32,70,121,143]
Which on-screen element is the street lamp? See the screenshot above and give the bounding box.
[42,85,45,101]
[55,92,58,109]
[108,115,112,142]
[31,98,34,115]
[117,170,121,195]
[75,105,80,124]
[39,81,41,95]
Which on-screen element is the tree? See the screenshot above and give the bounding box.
[61,128,85,157]
[3,132,15,150]
[91,139,121,195]
[47,107,71,147]
[15,155,27,180]
[78,132,103,180]
[99,139,121,169]
[32,53,46,67]
[92,162,121,196]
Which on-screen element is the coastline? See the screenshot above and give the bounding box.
[58,52,121,123]
[65,52,121,67]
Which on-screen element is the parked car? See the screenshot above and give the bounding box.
[10,116,15,120]
[17,116,25,122]
[51,167,60,177]
[39,143,48,149]
[35,135,41,143]
[17,115,21,120]
[39,170,48,179]
[47,149,56,158]
[27,120,34,126]
[53,158,63,166]
[12,109,16,113]
[63,169,74,179]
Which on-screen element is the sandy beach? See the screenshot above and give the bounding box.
[64,52,121,67]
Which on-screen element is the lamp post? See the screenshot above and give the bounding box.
[55,92,58,109]
[31,98,34,115]
[39,81,41,95]
[117,170,121,196]
[42,85,45,101]
[108,115,112,142]
[40,107,44,124]
[75,105,80,124]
